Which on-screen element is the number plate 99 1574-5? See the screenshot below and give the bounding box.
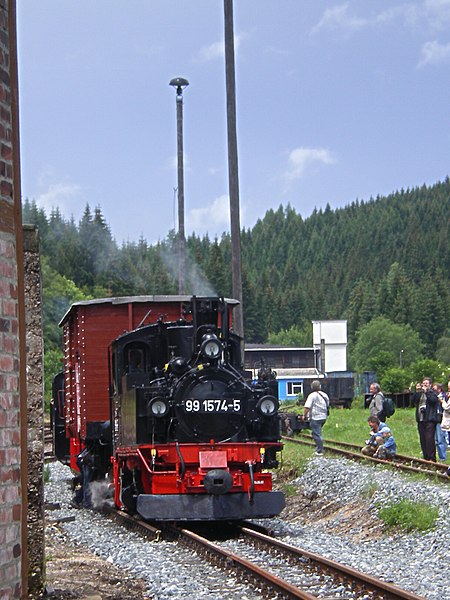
[184,398,241,413]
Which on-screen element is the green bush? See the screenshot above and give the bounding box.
[380,368,411,394]
[378,499,439,532]
[407,359,450,386]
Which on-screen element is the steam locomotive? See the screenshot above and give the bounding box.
[52,295,285,521]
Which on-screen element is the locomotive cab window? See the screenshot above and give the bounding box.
[126,346,147,373]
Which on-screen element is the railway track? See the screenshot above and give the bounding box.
[104,506,424,599]
[44,422,56,462]
[283,434,450,479]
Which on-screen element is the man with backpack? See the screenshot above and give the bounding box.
[368,382,386,421]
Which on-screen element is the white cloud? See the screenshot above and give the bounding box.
[311,3,367,35]
[199,40,224,62]
[265,45,291,56]
[197,33,246,62]
[311,1,450,36]
[284,147,336,184]
[37,181,83,215]
[424,0,450,29]
[418,39,450,66]
[188,194,232,235]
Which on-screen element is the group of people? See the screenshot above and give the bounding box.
[412,378,450,463]
[362,378,450,468]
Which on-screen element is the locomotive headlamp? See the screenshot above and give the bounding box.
[256,395,279,416]
[148,396,169,418]
[200,333,222,360]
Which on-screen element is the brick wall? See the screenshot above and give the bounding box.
[0,1,25,598]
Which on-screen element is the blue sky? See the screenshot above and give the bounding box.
[17,1,450,244]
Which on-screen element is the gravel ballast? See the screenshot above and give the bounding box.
[45,458,450,599]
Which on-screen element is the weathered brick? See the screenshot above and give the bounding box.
[0,354,13,371]
[0,587,13,600]
[0,258,14,278]
[0,466,20,484]
[12,504,21,521]
[0,392,11,409]
[5,561,19,580]
[6,408,19,426]
[0,105,11,123]
[6,376,19,392]
[0,178,12,198]
[4,335,17,353]
[0,142,11,159]
[5,523,20,544]
[2,298,16,316]
[5,447,20,465]
[0,505,11,523]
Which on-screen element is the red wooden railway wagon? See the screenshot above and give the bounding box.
[59,295,205,469]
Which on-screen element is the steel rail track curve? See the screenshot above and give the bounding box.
[104,506,426,599]
[237,525,425,600]
[282,435,450,479]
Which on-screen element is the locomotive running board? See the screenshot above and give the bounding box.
[136,491,285,521]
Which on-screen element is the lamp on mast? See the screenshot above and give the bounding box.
[169,77,189,294]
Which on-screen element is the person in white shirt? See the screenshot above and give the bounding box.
[303,380,329,455]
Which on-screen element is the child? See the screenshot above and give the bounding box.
[374,426,396,459]
[361,416,385,456]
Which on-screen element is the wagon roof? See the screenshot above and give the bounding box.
[245,344,316,351]
[59,295,239,327]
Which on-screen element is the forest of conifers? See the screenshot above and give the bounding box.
[22,178,450,370]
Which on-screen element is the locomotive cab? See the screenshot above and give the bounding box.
[108,296,285,521]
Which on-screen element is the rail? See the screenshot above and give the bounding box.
[104,505,425,599]
[282,434,450,479]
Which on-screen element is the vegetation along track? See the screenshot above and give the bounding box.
[283,434,450,479]
[105,506,424,599]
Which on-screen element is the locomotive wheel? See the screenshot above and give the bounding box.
[121,483,137,514]
[120,468,138,514]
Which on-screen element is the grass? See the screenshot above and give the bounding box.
[280,396,450,465]
[278,396,450,492]
[360,481,379,500]
[277,398,445,534]
[378,499,439,532]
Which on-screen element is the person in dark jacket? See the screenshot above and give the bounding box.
[412,377,440,462]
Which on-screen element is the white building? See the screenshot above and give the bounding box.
[312,320,348,373]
